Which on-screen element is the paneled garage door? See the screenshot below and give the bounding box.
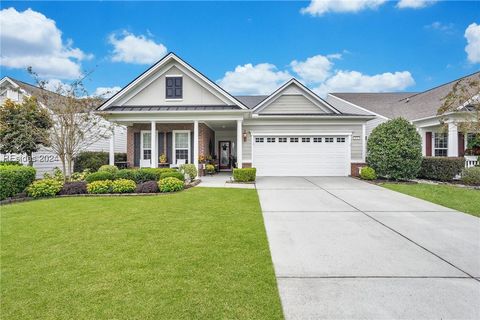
[252,135,350,176]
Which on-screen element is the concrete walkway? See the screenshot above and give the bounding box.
[257,176,480,319]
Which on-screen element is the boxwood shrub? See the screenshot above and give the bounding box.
[360,166,377,180]
[111,179,136,193]
[27,179,63,198]
[179,164,198,180]
[135,180,159,193]
[85,171,114,183]
[87,180,113,194]
[158,177,184,193]
[98,165,119,174]
[233,168,257,182]
[59,181,87,195]
[159,171,185,181]
[115,169,138,181]
[0,165,36,200]
[461,167,480,185]
[136,168,176,182]
[73,151,126,172]
[418,157,465,181]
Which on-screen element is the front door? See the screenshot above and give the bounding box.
[219,141,231,170]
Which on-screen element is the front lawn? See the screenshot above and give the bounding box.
[1,188,283,319]
[381,183,480,217]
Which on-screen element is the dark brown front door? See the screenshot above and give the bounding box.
[219,141,231,170]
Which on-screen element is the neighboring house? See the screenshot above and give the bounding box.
[326,72,479,162]
[97,52,374,177]
[0,77,127,177]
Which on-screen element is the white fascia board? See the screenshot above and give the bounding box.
[327,94,389,120]
[0,77,20,89]
[251,114,374,120]
[250,132,353,136]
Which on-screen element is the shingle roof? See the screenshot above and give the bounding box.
[331,71,480,121]
[234,95,268,109]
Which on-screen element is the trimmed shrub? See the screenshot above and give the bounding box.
[27,179,63,198]
[115,169,138,181]
[158,177,184,193]
[367,118,422,180]
[180,164,198,180]
[73,151,127,172]
[98,165,119,174]
[43,167,64,182]
[0,165,36,200]
[360,166,377,180]
[159,171,185,181]
[70,169,91,182]
[461,167,480,185]
[59,181,87,195]
[136,168,176,182]
[112,179,136,193]
[233,168,257,182]
[85,171,114,183]
[135,180,159,193]
[0,161,21,166]
[418,157,465,181]
[87,180,113,194]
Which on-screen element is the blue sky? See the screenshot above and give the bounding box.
[1,1,479,97]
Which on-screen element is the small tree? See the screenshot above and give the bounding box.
[0,97,52,166]
[367,118,422,180]
[29,69,112,177]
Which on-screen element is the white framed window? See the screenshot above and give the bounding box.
[278,137,287,143]
[325,137,334,143]
[255,137,264,143]
[141,132,152,160]
[290,137,299,143]
[173,130,190,163]
[434,132,448,157]
[313,137,322,143]
[267,137,276,143]
[301,137,311,143]
[337,137,346,143]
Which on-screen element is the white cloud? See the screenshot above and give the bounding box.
[0,7,91,79]
[290,54,338,83]
[301,0,386,16]
[314,70,415,96]
[109,31,167,64]
[465,23,480,64]
[217,63,291,95]
[397,0,437,9]
[425,21,454,33]
[93,86,121,98]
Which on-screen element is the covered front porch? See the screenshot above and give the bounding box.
[108,119,245,173]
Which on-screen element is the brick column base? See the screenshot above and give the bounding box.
[351,163,366,177]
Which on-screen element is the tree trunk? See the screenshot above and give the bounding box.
[27,152,34,167]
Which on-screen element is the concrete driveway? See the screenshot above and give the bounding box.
[257,176,480,319]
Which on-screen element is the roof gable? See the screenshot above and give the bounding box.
[98,53,248,110]
[253,79,340,115]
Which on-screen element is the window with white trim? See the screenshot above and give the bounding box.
[337,137,346,143]
[142,132,152,160]
[255,137,264,143]
[166,77,182,99]
[325,137,334,143]
[174,131,190,162]
[301,137,310,143]
[267,137,276,143]
[313,137,322,143]
[290,137,299,143]
[278,137,287,143]
[434,132,448,157]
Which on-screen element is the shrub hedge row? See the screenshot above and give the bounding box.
[418,157,465,181]
[0,165,36,200]
[73,151,127,172]
[233,168,256,182]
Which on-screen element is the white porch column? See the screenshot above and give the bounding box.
[109,128,115,165]
[193,121,199,169]
[417,128,426,157]
[447,121,459,157]
[237,120,243,168]
[151,121,158,168]
[361,124,366,162]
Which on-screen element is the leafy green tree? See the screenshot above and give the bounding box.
[0,97,52,166]
[367,118,422,180]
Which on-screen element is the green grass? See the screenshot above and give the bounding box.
[1,188,283,319]
[382,183,480,217]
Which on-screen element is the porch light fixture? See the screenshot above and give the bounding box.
[243,130,247,142]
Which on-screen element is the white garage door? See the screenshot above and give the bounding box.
[252,135,350,176]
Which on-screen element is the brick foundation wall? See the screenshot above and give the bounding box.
[351,162,366,177]
[242,162,252,168]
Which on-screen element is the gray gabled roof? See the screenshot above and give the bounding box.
[331,71,480,121]
[234,95,268,109]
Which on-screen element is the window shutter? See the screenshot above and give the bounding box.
[425,132,432,156]
[134,132,141,167]
[158,132,164,159]
[166,132,173,164]
[458,133,465,157]
[190,132,194,164]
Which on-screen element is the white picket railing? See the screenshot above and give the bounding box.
[465,156,479,168]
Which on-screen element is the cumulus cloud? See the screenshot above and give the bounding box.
[290,54,337,83]
[217,63,291,95]
[109,31,167,64]
[93,86,121,98]
[465,23,480,64]
[301,0,386,16]
[397,0,437,9]
[0,7,91,79]
[314,70,415,96]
